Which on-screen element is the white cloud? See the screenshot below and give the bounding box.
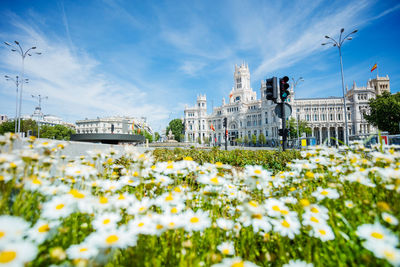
[0,17,170,130]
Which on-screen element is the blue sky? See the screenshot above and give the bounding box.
[0,0,399,133]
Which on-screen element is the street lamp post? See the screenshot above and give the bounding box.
[4,41,41,136]
[5,75,29,133]
[31,94,48,139]
[322,28,357,146]
[292,77,304,148]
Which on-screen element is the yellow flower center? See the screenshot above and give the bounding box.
[138,222,144,227]
[169,222,175,227]
[79,248,88,252]
[371,232,384,239]
[118,194,125,200]
[106,235,119,244]
[165,195,174,201]
[103,219,111,225]
[139,207,146,212]
[99,197,108,204]
[282,220,290,228]
[311,207,319,213]
[272,205,280,211]
[254,169,262,175]
[300,199,310,207]
[167,164,174,169]
[319,229,326,235]
[156,224,163,230]
[133,171,139,177]
[384,251,395,260]
[0,251,17,263]
[55,204,64,210]
[280,210,289,215]
[249,201,258,208]
[210,177,219,184]
[184,156,193,161]
[0,232,5,239]
[321,190,329,196]
[38,224,50,233]
[215,162,223,167]
[69,189,85,199]
[310,216,319,223]
[190,217,199,223]
[305,171,314,179]
[171,207,178,214]
[222,249,230,255]
[252,214,262,219]
[231,261,245,267]
[32,178,42,185]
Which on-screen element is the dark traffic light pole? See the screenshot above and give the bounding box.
[281,102,287,151]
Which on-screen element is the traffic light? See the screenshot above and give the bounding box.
[266,77,278,103]
[278,129,289,137]
[223,118,227,127]
[279,76,290,102]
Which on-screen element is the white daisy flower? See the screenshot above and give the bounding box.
[304,204,329,220]
[66,243,99,260]
[311,187,340,201]
[363,241,400,266]
[0,241,37,266]
[217,241,235,255]
[27,220,60,244]
[382,212,399,226]
[216,218,234,231]
[85,228,137,249]
[182,209,211,232]
[0,216,30,245]
[92,212,122,231]
[211,257,259,267]
[41,195,74,220]
[356,222,398,246]
[282,259,314,267]
[271,215,301,239]
[310,224,335,242]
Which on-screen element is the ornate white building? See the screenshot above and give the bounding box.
[184,63,390,146]
[75,116,153,135]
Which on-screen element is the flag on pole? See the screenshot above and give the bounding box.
[132,120,135,132]
[210,124,215,131]
[229,92,233,98]
[371,63,377,72]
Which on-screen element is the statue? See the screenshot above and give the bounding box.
[167,130,177,143]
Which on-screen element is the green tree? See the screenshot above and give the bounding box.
[365,92,400,134]
[40,124,75,140]
[251,134,257,146]
[154,132,160,142]
[0,121,15,135]
[258,133,266,145]
[166,119,184,142]
[287,118,312,138]
[235,137,242,146]
[243,135,249,146]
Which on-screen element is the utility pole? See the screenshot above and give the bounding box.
[31,94,48,138]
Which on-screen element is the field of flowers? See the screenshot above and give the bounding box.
[1,133,400,267]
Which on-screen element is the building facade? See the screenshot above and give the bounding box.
[184,63,390,146]
[0,115,8,124]
[75,116,153,135]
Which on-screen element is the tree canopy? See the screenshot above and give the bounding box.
[166,119,184,142]
[365,92,400,134]
[287,118,312,139]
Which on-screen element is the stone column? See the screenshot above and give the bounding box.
[319,127,322,145]
[335,127,338,146]
[327,126,331,146]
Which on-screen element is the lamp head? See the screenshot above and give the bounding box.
[4,42,11,46]
[341,28,344,33]
[14,41,19,45]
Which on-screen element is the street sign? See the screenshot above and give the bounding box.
[274,103,292,119]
